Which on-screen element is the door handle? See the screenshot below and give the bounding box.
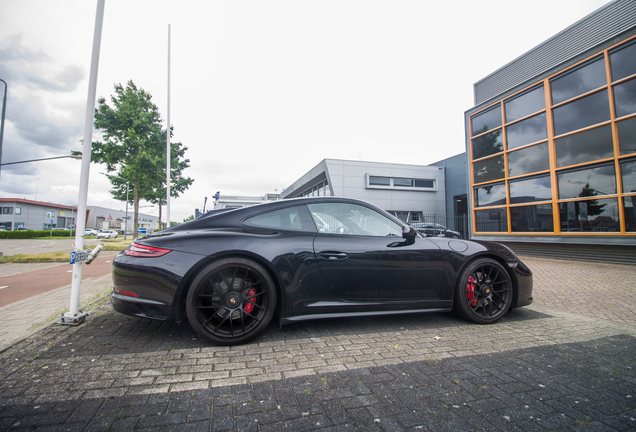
[319,252,348,260]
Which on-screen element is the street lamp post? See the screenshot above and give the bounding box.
[0,78,7,182]
[1,154,82,166]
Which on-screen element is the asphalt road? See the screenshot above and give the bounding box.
[0,252,116,307]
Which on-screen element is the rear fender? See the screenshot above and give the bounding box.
[172,251,285,324]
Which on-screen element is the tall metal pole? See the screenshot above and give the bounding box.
[0,78,7,182]
[64,0,105,323]
[124,182,129,239]
[166,24,171,229]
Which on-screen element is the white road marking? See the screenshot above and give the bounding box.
[67,270,73,273]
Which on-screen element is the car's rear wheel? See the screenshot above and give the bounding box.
[185,258,276,345]
[453,258,512,324]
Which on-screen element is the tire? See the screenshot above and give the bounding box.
[451,234,460,239]
[186,258,277,345]
[453,258,513,324]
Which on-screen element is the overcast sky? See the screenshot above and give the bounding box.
[0,0,611,223]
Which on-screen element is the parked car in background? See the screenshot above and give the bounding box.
[411,222,461,238]
[84,229,99,236]
[97,230,118,239]
[16,227,31,231]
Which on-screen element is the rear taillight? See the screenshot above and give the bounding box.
[124,242,171,257]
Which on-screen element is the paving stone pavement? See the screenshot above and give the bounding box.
[0,256,635,431]
[0,274,113,352]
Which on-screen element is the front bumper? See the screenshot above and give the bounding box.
[513,259,533,307]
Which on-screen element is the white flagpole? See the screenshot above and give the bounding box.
[63,0,105,324]
[166,24,171,229]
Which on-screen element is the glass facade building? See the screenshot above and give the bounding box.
[468,35,636,240]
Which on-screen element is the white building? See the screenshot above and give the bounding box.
[281,159,447,224]
[213,193,281,210]
[0,198,82,231]
[86,206,159,234]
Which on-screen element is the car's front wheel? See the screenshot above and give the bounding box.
[453,258,513,324]
[185,258,277,345]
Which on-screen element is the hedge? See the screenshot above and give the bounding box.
[0,230,79,239]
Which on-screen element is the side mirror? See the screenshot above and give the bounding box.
[402,225,417,244]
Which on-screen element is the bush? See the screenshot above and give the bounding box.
[0,230,76,239]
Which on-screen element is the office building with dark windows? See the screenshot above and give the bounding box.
[465,0,636,263]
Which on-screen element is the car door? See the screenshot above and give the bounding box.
[307,202,444,302]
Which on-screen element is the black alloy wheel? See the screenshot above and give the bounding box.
[453,258,512,324]
[186,258,277,345]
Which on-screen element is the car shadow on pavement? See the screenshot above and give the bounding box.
[4,304,553,360]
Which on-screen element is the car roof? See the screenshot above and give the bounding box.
[168,197,405,232]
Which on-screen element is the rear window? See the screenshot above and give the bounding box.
[244,206,316,232]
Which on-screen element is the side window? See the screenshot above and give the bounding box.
[307,203,402,237]
[243,206,316,232]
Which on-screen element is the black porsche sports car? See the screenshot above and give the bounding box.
[111,197,533,345]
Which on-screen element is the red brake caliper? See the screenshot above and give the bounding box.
[466,276,478,307]
[244,288,256,314]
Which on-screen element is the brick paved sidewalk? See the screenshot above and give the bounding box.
[0,256,635,431]
[1,303,635,431]
[524,256,636,327]
[0,274,112,352]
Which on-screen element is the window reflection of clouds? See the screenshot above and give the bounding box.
[555,125,614,168]
[553,90,610,136]
[474,183,506,207]
[551,57,606,105]
[509,175,552,203]
[614,78,636,118]
[506,113,547,149]
[505,85,545,122]
[471,106,501,136]
[557,164,616,199]
[610,40,636,82]
[618,117,636,155]
[621,159,636,193]
[508,143,550,177]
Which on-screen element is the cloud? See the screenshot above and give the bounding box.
[0,34,86,92]
[0,33,86,167]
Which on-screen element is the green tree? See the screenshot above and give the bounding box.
[578,183,607,216]
[146,133,193,229]
[91,80,193,238]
